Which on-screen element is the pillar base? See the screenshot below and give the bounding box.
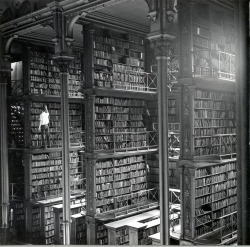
[0,227,10,245]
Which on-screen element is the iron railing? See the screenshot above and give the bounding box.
[219,211,237,244]
[11,80,24,96]
[193,50,235,81]
[113,188,159,217]
[9,183,24,200]
[218,51,235,81]
[98,70,157,92]
[169,188,181,231]
[95,131,158,152]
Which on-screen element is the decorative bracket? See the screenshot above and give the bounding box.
[52,55,75,73]
[147,11,157,22]
[5,34,18,54]
[67,11,87,37]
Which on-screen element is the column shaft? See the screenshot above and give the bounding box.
[60,70,71,245]
[157,54,170,245]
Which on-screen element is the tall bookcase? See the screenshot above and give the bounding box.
[192,3,235,80]
[179,85,237,244]
[8,43,86,244]
[83,25,159,244]
[179,1,237,244]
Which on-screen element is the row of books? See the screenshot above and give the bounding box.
[194,119,235,127]
[95,97,145,107]
[194,90,236,101]
[194,127,236,136]
[194,100,235,110]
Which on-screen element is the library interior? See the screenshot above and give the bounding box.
[0,0,249,245]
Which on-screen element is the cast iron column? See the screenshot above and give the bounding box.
[147,0,177,244]
[54,57,73,245]
[235,0,249,244]
[50,0,75,244]
[156,39,171,245]
[0,53,11,244]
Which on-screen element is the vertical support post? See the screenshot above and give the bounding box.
[60,63,70,245]
[85,159,97,244]
[147,0,177,244]
[155,40,170,245]
[82,25,95,89]
[179,162,196,244]
[0,54,11,244]
[84,94,95,152]
[54,58,73,245]
[49,0,78,244]
[235,0,249,244]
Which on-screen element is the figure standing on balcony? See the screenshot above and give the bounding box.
[39,105,50,148]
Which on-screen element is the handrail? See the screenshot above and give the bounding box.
[193,50,235,81]
[10,183,24,199]
[95,130,158,152]
[219,211,237,243]
[11,80,24,96]
[96,69,157,92]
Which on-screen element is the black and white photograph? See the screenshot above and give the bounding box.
[0,0,249,245]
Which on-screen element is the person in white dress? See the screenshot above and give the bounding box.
[39,105,50,148]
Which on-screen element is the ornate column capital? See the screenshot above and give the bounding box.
[52,55,74,73]
[1,55,12,73]
[149,37,174,58]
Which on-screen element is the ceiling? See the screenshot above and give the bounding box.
[19,0,150,47]
[96,0,149,27]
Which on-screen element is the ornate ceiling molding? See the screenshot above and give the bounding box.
[79,11,149,35]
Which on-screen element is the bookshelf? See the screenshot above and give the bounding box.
[8,44,86,245]
[83,26,157,92]
[29,49,83,97]
[12,200,26,239]
[91,155,149,214]
[27,151,63,199]
[8,102,25,148]
[93,96,149,151]
[25,150,85,201]
[148,155,180,190]
[30,102,62,148]
[83,25,159,244]
[69,150,85,192]
[96,221,108,245]
[69,103,84,147]
[71,213,87,245]
[192,3,235,80]
[179,158,237,242]
[105,209,160,245]
[193,89,236,158]
[53,202,84,244]
[30,204,41,244]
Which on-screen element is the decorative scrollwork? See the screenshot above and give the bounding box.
[53,56,74,73]
[88,159,95,213]
[85,95,95,151]
[147,11,157,22]
[183,167,195,238]
[182,87,191,156]
[150,38,173,58]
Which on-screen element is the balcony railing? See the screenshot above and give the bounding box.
[113,188,159,218]
[10,80,24,96]
[193,50,235,81]
[95,131,158,152]
[218,51,235,81]
[219,211,237,245]
[10,183,24,200]
[97,70,157,92]
[169,188,181,231]
[194,133,236,158]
